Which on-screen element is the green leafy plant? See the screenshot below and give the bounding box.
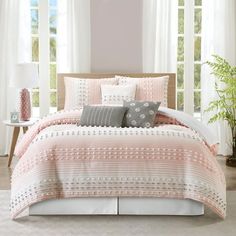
[205,55,236,158]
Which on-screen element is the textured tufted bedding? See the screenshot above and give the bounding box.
[11,108,226,219]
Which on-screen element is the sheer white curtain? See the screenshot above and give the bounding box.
[0,0,31,155]
[143,0,178,72]
[57,0,91,73]
[201,0,236,155]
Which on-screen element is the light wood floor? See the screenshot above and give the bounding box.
[0,156,235,190]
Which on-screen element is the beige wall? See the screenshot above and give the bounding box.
[90,0,143,73]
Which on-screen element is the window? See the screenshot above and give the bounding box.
[193,0,202,118]
[30,0,39,111]
[177,0,202,119]
[177,0,184,111]
[49,0,57,112]
[30,0,58,117]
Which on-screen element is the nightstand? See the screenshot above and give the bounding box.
[3,119,37,167]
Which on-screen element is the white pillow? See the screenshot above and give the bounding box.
[64,77,118,110]
[101,84,136,105]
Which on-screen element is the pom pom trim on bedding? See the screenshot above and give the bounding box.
[11,108,226,219]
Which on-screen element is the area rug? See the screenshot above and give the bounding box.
[0,190,235,236]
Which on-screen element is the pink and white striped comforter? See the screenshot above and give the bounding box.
[11,109,226,219]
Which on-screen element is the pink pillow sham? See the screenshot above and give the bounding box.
[116,75,169,107]
[64,77,118,110]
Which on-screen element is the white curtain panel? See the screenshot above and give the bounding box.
[142,0,178,72]
[0,0,31,155]
[201,0,236,155]
[57,0,91,73]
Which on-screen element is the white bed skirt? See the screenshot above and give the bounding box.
[29,197,204,216]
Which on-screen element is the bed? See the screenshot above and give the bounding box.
[11,73,226,219]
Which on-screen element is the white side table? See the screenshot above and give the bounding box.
[3,119,37,167]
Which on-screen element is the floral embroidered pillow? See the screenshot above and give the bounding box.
[123,101,161,128]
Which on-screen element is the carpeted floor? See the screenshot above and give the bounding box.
[0,191,235,236]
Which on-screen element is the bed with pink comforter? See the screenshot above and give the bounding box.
[11,108,226,219]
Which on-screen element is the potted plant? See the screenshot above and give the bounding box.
[205,55,236,167]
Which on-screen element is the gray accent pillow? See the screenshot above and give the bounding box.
[123,101,161,128]
[80,105,128,127]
